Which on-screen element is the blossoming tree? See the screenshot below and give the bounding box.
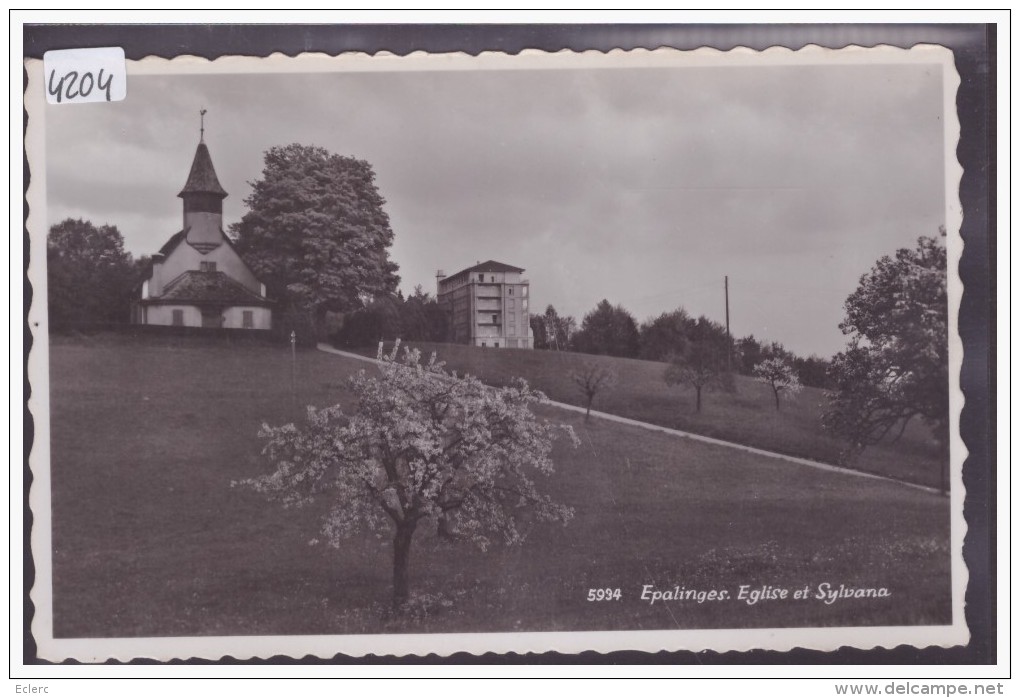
[237,342,578,607]
[753,357,803,411]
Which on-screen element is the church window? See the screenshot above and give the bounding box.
[200,261,217,272]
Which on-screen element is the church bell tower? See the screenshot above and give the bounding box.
[178,109,228,253]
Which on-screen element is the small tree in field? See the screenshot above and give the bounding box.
[753,358,803,411]
[663,341,725,413]
[570,361,618,421]
[236,342,578,608]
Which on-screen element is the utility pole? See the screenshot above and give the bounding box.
[724,275,732,374]
[290,330,297,413]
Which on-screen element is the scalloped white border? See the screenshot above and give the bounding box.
[24,44,968,662]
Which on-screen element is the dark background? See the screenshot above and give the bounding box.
[22,22,996,668]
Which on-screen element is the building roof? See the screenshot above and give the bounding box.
[158,230,187,256]
[443,260,525,284]
[178,142,227,198]
[148,271,269,306]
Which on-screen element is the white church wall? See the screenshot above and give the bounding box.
[222,306,272,330]
[151,241,261,296]
[145,305,203,327]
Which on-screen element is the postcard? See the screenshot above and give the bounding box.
[25,44,968,661]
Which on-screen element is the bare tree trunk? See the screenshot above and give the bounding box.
[774,388,781,411]
[585,394,593,421]
[392,522,416,608]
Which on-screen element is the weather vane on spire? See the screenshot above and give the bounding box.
[200,107,207,142]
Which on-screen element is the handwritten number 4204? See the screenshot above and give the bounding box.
[48,68,114,103]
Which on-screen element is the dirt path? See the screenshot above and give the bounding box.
[317,343,941,496]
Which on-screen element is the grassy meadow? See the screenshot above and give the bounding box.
[47,333,951,638]
[354,342,944,489]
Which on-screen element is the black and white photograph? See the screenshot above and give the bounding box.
[25,44,970,660]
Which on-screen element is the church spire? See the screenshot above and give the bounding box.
[200,107,206,142]
[178,139,227,199]
[178,124,227,252]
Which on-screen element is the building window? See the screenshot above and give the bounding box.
[481,342,487,347]
[172,309,184,326]
[508,287,514,295]
[522,287,528,297]
[509,311,516,322]
[200,261,217,272]
[491,314,498,324]
[494,342,499,348]
[478,273,484,282]
[522,299,528,310]
[509,324,516,334]
[242,310,254,329]
[508,299,515,308]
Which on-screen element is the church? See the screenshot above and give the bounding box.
[132,124,272,330]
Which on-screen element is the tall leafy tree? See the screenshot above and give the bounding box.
[529,314,549,349]
[231,144,400,327]
[639,308,696,362]
[572,300,640,358]
[237,342,577,607]
[399,286,447,342]
[792,355,832,390]
[823,232,949,492]
[47,218,135,329]
[334,294,403,348]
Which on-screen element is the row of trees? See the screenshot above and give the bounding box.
[332,286,447,348]
[530,300,831,390]
[47,218,149,329]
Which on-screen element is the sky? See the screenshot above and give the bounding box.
[42,57,948,358]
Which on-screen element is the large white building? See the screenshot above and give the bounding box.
[132,134,272,330]
[436,260,532,349]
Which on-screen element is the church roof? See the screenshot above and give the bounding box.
[152,271,270,306]
[178,142,227,198]
[158,230,187,256]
